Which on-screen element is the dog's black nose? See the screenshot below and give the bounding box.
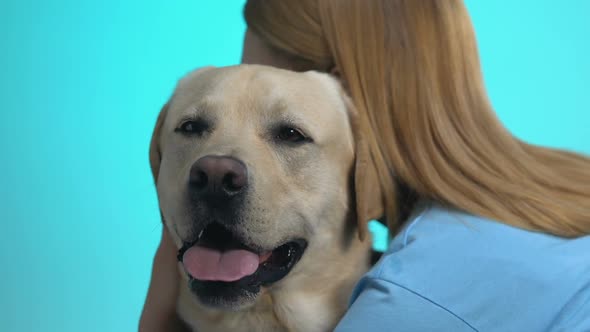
[189,156,248,198]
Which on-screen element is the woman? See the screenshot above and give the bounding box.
[140,1,590,331]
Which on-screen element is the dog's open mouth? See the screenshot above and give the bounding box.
[178,222,307,304]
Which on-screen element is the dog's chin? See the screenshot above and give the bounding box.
[178,222,308,310]
[188,277,260,310]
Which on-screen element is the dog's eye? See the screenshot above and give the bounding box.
[276,126,309,144]
[176,119,209,136]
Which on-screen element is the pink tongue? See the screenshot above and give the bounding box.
[183,246,260,282]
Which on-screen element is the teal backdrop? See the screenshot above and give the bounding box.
[1,1,588,331]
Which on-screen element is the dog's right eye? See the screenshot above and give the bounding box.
[277,127,308,143]
[176,119,209,136]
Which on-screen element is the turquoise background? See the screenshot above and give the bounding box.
[1,1,587,331]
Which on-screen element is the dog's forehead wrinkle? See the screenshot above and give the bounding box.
[174,68,253,118]
[164,99,215,133]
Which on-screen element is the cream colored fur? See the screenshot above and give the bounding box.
[150,65,376,332]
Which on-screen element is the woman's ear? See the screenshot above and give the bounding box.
[149,102,170,185]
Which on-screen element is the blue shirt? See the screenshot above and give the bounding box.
[335,202,590,331]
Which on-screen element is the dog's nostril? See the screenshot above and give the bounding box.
[192,170,208,189]
[222,172,246,192]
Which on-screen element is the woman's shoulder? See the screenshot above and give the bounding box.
[384,202,590,268]
[363,202,590,331]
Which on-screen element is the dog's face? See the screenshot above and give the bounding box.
[150,65,382,312]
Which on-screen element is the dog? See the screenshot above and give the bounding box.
[149,65,385,332]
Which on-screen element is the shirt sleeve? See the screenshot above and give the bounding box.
[549,291,590,332]
[334,277,477,332]
[560,310,590,332]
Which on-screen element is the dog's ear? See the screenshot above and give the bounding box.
[149,102,169,185]
[149,102,170,226]
[344,97,386,241]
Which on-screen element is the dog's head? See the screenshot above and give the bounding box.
[150,65,384,310]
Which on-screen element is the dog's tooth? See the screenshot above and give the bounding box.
[198,229,204,240]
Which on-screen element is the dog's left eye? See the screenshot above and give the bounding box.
[276,126,310,144]
[176,119,209,136]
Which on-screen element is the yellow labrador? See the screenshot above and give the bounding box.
[149,65,384,332]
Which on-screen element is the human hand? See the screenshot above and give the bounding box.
[139,227,190,332]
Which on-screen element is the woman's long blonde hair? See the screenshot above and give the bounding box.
[245,0,590,237]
